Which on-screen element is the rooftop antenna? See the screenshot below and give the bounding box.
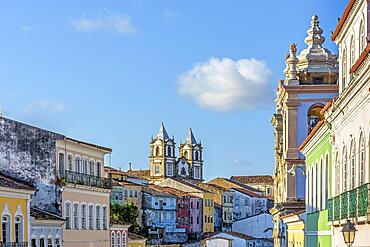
[129,162,132,171]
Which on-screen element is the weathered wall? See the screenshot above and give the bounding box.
[0,117,64,214]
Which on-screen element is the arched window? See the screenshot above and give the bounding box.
[195,151,199,161]
[335,152,340,196]
[325,154,329,208]
[350,36,355,66]
[307,104,324,134]
[111,232,115,247]
[81,204,87,230]
[102,206,107,230]
[96,205,101,230]
[117,232,121,247]
[184,150,188,159]
[306,168,311,213]
[14,215,23,243]
[343,148,348,192]
[360,20,365,52]
[2,215,10,242]
[89,160,95,176]
[96,162,102,177]
[73,203,79,229]
[342,48,347,90]
[82,159,88,174]
[350,140,356,189]
[75,156,81,173]
[359,134,366,185]
[59,153,65,177]
[155,146,160,157]
[122,232,127,247]
[316,162,320,211]
[65,202,72,229]
[319,158,324,210]
[167,146,172,157]
[88,205,94,230]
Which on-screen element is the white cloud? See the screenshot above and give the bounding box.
[24,100,67,114]
[177,57,272,112]
[72,12,136,34]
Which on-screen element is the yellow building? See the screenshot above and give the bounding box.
[0,172,35,244]
[128,232,147,247]
[281,211,305,247]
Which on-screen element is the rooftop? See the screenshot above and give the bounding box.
[230,175,273,185]
[208,177,263,193]
[0,172,35,191]
[231,187,267,199]
[31,207,64,221]
[128,232,147,241]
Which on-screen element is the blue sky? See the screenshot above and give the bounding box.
[0,0,346,180]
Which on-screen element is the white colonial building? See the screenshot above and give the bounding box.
[326,0,370,246]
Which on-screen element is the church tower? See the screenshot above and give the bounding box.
[178,128,203,181]
[149,123,176,180]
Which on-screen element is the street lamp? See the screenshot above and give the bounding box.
[341,220,357,247]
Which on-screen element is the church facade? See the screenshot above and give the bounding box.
[149,123,204,183]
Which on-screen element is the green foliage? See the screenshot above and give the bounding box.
[110,202,140,232]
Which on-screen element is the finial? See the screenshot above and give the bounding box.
[290,43,297,55]
[286,43,299,84]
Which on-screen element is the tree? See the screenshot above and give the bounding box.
[110,202,140,232]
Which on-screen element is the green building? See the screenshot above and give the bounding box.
[300,120,332,247]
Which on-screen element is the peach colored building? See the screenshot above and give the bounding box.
[57,138,112,247]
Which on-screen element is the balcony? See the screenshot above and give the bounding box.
[0,243,28,247]
[328,183,370,222]
[64,170,112,189]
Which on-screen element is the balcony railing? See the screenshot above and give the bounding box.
[64,170,112,189]
[328,183,370,222]
[0,243,28,247]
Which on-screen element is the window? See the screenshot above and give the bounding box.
[83,159,88,174]
[55,239,60,247]
[97,162,102,177]
[343,148,348,192]
[117,232,121,247]
[194,166,200,179]
[184,150,188,159]
[130,190,133,197]
[75,157,81,173]
[40,239,45,247]
[155,166,160,174]
[89,161,95,175]
[335,152,340,196]
[342,48,347,90]
[167,146,172,157]
[134,191,138,197]
[2,215,10,243]
[155,146,160,156]
[68,155,73,171]
[48,239,52,247]
[122,232,126,247]
[111,232,115,247]
[81,204,87,230]
[360,20,365,52]
[197,202,199,209]
[167,163,173,176]
[197,216,199,224]
[350,141,356,189]
[73,203,79,229]
[89,205,94,230]
[195,151,199,161]
[59,153,65,177]
[307,104,324,134]
[65,202,72,229]
[359,134,365,185]
[32,239,37,247]
[350,36,355,66]
[103,206,107,230]
[324,154,329,209]
[14,216,23,243]
[96,205,101,230]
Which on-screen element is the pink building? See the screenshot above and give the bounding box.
[189,197,202,237]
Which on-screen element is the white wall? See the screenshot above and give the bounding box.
[232,213,273,239]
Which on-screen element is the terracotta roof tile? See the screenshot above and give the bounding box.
[331,0,357,41]
[128,232,147,241]
[350,42,370,73]
[230,175,273,185]
[0,173,35,191]
[231,187,267,199]
[299,120,325,151]
[31,207,64,221]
